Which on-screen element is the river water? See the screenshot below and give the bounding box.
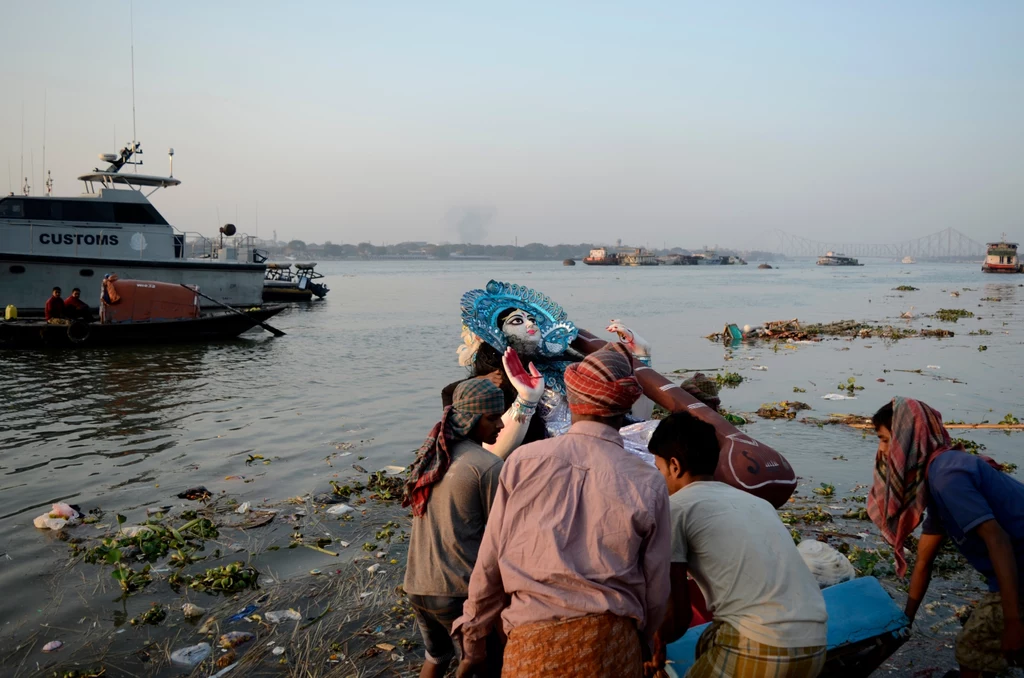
[1,259,1022,664]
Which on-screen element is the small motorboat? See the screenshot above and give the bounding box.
[1,278,285,349]
[262,262,329,302]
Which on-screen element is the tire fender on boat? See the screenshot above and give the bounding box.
[67,320,91,344]
[573,330,797,507]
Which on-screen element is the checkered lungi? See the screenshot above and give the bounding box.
[685,621,826,678]
[502,612,642,677]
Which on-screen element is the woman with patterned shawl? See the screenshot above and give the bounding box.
[868,397,1024,677]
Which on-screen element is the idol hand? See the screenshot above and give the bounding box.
[502,348,545,404]
[607,319,652,357]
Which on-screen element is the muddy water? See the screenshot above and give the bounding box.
[1,259,1022,673]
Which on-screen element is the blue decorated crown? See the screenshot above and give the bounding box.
[461,280,578,359]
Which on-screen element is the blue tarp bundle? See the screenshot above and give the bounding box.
[664,577,910,676]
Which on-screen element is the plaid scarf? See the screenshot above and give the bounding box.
[403,378,505,517]
[866,397,952,576]
[564,343,643,417]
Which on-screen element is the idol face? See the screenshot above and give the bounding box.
[501,309,542,355]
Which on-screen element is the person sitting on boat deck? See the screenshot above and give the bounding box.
[451,343,671,678]
[648,411,827,678]
[44,287,69,325]
[63,288,94,322]
[868,398,1024,677]
[402,378,508,678]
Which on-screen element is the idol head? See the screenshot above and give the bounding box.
[499,307,542,356]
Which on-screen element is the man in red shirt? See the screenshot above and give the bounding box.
[45,287,69,325]
[64,287,93,322]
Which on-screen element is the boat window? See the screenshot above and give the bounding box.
[24,199,63,220]
[62,201,116,223]
[9,265,25,274]
[113,203,168,225]
[79,269,94,277]
[0,198,25,218]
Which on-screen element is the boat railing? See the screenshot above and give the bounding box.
[174,228,266,264]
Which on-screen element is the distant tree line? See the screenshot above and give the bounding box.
[264,240,782,261]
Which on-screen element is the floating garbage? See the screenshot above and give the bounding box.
[926,365,941,369]
[367,563,384,574]
[218,631,255,649]
[199,617,218,635]
[235,502,250,514]
[272,646,286,656]
[170,642,212,667]
[33,503,80,531]
[381,465,406,475]
[182,603,206,619]
[177,486,212,501]
[42,640,63,653]
[227,605,259,622]
[822,393,855,401]
[119,525,157,537]
[146,506,172,516]
[326,504,355,516]
[797,540,856,588]
[751,365,768,371]
[264,610,299,626]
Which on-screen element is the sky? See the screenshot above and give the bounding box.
[1,2,1022,249]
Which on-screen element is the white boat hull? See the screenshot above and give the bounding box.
[1,254,265,314]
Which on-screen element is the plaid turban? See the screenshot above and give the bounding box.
[403,378,506,517]
[564,343,643,417]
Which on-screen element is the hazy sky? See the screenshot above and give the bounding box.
[2,2,1022,249]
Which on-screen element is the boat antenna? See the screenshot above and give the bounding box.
[20,103,25,195]
[42,90,52,196]
[130,0,138,173]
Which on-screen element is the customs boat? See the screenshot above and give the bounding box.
[817,251,863,266]
[981,236,1022,273]
[0,143,267,315]
[262,262,329,302]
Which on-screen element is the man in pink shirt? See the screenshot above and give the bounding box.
[452,343,671,678]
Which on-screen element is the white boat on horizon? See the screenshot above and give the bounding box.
[901,256,915,264]
[0,143,267,315]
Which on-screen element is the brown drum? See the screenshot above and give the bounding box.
[573,331,797,507]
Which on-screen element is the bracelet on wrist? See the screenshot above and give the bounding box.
[510,396,538,423]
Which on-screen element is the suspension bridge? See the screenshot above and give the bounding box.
[773,227,988,261]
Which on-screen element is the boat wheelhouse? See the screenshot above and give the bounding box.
[981,236,1022,274]
[0,143,267,314]
[817,251,863,266]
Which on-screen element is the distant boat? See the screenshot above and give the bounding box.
[618,248,659,266]
[563,258,576,266]
[981,236,1023,274]
[758,263,773,269]
[901,256,915,264]
[583,248,619,266]
[817,252,863,267]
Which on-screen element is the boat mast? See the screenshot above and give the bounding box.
[130,0,139,173]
